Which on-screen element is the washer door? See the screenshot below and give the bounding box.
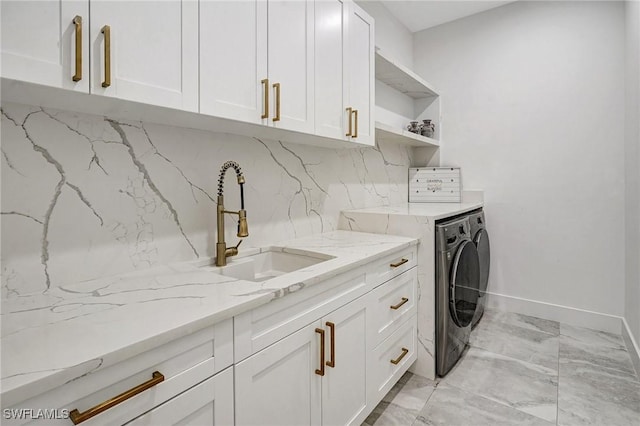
[474,229,490,294]
[449,240,480,327]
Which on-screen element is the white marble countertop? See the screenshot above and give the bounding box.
[343,201,483,221]
[1,230,417,408]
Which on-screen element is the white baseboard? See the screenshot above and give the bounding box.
[622,318,640,378]
[485,291,623,334]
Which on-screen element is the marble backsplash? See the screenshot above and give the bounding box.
[1,102,411,297]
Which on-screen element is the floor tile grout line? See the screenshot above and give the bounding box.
[484,309,561,337]
[410,379,440,426]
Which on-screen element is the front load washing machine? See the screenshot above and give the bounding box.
[436,216,480,377]
[468,209,490,329]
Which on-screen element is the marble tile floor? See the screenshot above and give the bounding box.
[363,310,640,426]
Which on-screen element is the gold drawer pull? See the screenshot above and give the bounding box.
[261,78,269,119]
[315,328,325,376]
[101,25,111,88]
[352,109,358,138]
[72,16,82,82]
[390,258,408,268]
[273,82,281,122]
[326,321,336,368]
[390,297,409,310]
[345,107,352,136]
[390,348,409,365]
[69,371,164,424]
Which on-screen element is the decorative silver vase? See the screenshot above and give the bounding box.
[407,121,421,134]
[421,119,435,138]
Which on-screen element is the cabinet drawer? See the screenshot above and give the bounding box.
[6,319,232,426]
[367,268,417,349]
[126,366,234,426]
[367,315,417,406]
[365,247,417,288]
[234,268,367,362]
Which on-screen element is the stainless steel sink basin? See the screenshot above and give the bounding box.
[201,248,335,282]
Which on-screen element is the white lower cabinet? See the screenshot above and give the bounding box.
[235,250,418,426]
[321,295,368,426]
[3,320,233,426]
[235,295,369,426]
[235,321,322,426]
[127,367,234,426]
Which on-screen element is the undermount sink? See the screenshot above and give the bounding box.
[203,248,335,282]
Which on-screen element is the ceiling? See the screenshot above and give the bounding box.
[380,0,518,33]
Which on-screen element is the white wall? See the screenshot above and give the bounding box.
[356,0,414,67]
[413,1,627,317]
[625,0,640,347]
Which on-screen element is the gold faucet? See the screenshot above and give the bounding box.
[216,161,249,266]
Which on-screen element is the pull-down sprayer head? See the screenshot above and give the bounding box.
[218,160,245,211]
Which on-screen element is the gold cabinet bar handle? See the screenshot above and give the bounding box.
[353,109,358,138]
[261,78,269,119]
[326,322,335,368]
[101,25,111,88]
[69,371,164,424]
[390,348,409,365]
[390,297,409,310]
[315,328,325,376]
[273,82,281,122]
[345,107,352,136]
[72,16,82,82]
[390,258,408,268]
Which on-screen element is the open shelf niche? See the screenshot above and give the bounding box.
[374,47,441,149]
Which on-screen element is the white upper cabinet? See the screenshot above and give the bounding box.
[1,0,90,93]
[347,2,375,146]
[314,0,374,145]
[200,0,315,133]
[199,1,267,124]
[267,0,315,133]
[89,0,198,111]
[314,0,348,140]
[2,0,374,148]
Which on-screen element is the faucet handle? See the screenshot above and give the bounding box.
[225,239,243,258]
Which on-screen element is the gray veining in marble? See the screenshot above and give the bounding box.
[560,323,626,348]
[557,328,640,426]
[557,361,640,425]
[414,383,554,426]
[443,347,558,422]
[470,312,560,370]
[1,102,412,297]
[363,372,436,426]
[481,309,560,336]
[367,312,640,426]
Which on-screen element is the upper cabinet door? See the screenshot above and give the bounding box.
[1,0,89,93]
[267,0,315,133]
[90,1,198,111]
[200,1,268,123]
[314,0,348,140]
[347,2,375,146]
